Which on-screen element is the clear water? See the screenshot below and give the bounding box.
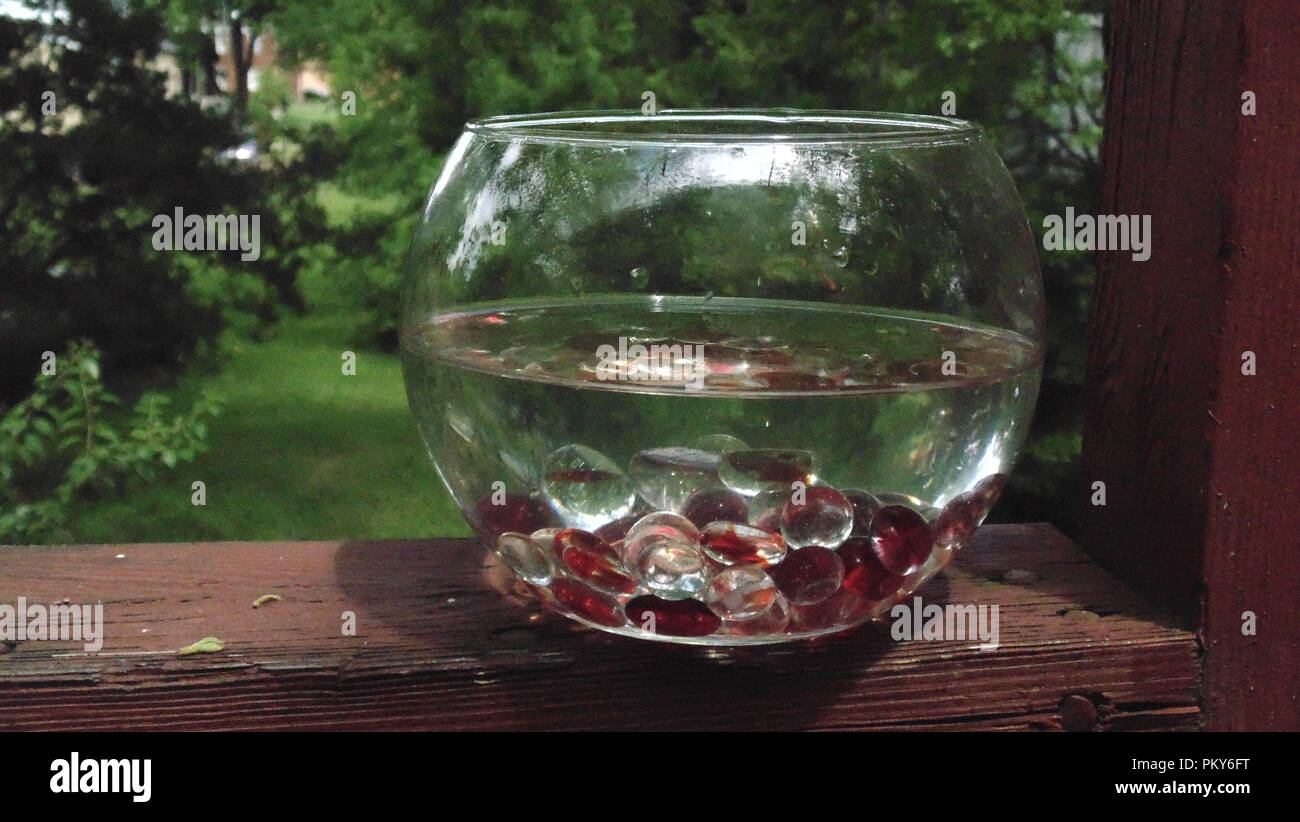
[401,295,1042,642]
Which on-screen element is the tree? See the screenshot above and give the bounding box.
[0,0,294,403]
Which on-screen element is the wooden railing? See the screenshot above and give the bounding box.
[0,525,1197,731]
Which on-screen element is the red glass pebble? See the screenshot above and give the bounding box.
[701,522,788,566]
[767,546,845,605]
[933,492,982,548]
[842,489,882,536]
[557,529,638,595]
[554,528,619,561]
[681,488,750,529]
[625,595,722,637]
[972,473,1008,509]
[473,493,553,536]
[838,536,906,600]
[868,505,934,575]
[550,577,627,627]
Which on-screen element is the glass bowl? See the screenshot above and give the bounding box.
[400,109,1044,645]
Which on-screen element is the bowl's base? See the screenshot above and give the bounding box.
[494,543,956,646]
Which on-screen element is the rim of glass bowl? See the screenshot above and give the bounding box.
[466,108,982,148]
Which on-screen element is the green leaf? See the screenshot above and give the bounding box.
[177,636,227,655]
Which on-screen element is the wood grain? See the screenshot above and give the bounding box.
[0,525,1197,731]
[1085,1,1300,730]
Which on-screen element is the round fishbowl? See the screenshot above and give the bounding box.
[400,109,1044,644]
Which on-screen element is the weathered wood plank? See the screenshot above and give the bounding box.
[1086,1,1300,730]
[0,525,1197,731]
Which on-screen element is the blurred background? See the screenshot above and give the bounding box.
[0,0,1105,545]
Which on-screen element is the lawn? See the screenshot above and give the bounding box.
[66,312,469,543]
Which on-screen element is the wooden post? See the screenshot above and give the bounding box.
[1084,1,1300,730]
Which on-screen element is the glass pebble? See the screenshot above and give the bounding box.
[626,595,721,637]
[838,536,906,601]
[681,487,750,529]
[541,444,638,531]
[767,545,845,605]
[556,528,639,595]
[720,592,791,636]
[747,489,787,532]
[550,577,627,627]
[718,449,818,496]
[780,485,854,549]
[702,564,780,620]
[628,447,721,512]
[493,532,556,585]
[868,505,934,575]
[634,539,711,600]
[842,489,881,536]
[474,493,554,536]
[701,522,788,566]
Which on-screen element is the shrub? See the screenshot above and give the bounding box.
[0,341,220,543]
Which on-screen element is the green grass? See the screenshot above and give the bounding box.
[316,182,404,227]
[281,100,339,130]
[66,313,469,543]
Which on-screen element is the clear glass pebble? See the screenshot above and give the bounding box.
[720,592,791,636]
[747,488,788,532]
[692,433,748,455]
[627,447,722,512]
[842,489,882,536]
[541,444,638,531]
[493,532,556,585]
[634,539,711,600]
[780,485,854,549]
[529,527,563,557]
[681,487,750,529]
[873,491,929,511]
[718,448,818,496]
[702,564,780,620]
